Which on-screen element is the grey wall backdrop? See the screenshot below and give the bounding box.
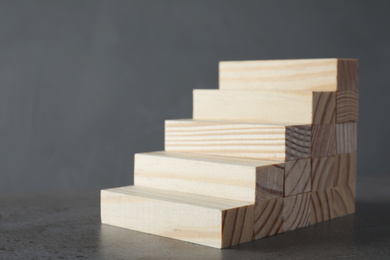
[1,0,389,193]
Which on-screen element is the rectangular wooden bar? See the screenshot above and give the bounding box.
[193,90,335,125]
[311,156,336,191]
[101,186,254,248]
[311,124,336,158]
[283,193,311,232]
[219,58,358,91]
[165,119,311,161]
[310,188,334,225]
[134,151,285,203]
[254,198,284,239]
[336,123,358,154]
[336,91,359,123]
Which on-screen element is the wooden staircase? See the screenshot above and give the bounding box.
[101,58,358,248]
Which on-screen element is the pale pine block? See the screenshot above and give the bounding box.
[336,91,359,123]
[310,189,334,225]
[193,90,335,125]
[333,185,355,218]
[254,198,284,239]
[311,124,336,158]
[134,151,284,203]
[165,119,311,161]
[334,153,357,187]
[283,193,311,231]
[284,159,311,196]
[101,186,254,249]
[336,123,357,154]
[311,156,336,191]
[219,58,358,92]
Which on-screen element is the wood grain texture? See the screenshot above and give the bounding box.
[256,164,285,201]
[193,90,335,125]
[134,151,284,203]
[311,156,336,191]
[222,205,254,248]
[101,186,254,249]
[165,119,311,161]
[337,59,359,92]
[333,185,355,218]
[219,58,358,91]
[254,198,284,239]
[310,189,334,225]
[312,92,336,124]
[336,91,359,123]
[311,124,336,158]
[334,153,357,187]
[283,193,311,231]
[284,159,311,196]
[336,123,357,154]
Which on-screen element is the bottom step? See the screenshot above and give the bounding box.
[101,186,254,248]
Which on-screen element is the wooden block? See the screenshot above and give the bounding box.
[333,185,355,218]
[283,193,311,232]
[254,198,284,239]
[336,91,359,123]
[284,159,311,196]
[312,92,336,124]
[165,119,311,161]
[311,124,336,158]
[334,153,357,187]
[337,59,359,91]
[336,122,357,154]
[101,186,254,248]
[310,189,334,225]
[219,58,358,91]
[134,151,284,203]
[193,90,335,125]
[311,156,336,191]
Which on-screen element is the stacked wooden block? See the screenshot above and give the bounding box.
[101,58,358,248]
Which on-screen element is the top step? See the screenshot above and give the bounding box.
[219,58,358,92]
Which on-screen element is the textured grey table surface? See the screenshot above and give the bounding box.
[1,175,390,260]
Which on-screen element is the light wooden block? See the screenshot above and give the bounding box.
[311,156,336,191]
[284,159,311,196]
[254,198,284,239]
[333,185,355,218]
[219,58,358,91]
[165,119,311,161]
[134,151,285,203]
[336,122,357,154]
[334,153,357,187]
[336,91,359,123]
[193,90,335,125]
[283,193,311,231]
[311,124,336,158]
[310,189,334,225]
[101,186,254,249]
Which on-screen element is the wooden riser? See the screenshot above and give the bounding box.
[165,119,311,161]
[101,186,254,249]
[134,151,313,202]
[193,90,336,125]
[219,58,358,92]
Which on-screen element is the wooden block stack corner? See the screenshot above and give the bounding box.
[101,58,359,248]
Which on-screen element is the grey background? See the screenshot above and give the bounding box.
[1,0,389,193]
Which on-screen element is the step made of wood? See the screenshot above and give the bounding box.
[193,89,335,125]
[134,151,286,203]
[219,58,358,92]
[165,119,311,161]
[101,186,254,248]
